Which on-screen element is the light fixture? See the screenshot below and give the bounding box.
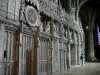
[86,26,88,29]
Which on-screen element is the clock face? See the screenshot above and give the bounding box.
[25,6,38,26]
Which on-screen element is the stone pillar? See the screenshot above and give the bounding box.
[74,32,78,65]
[18,32,22,75]
[69,0,71,8]
[0,23,4,75]
[88,26,96,61]
[33,28,39,75]
[77,33,82,65]
[67,43,71,69]
[37,37,40,75]
[57,39,60,72]
[64,42,67,70]
[67,30,71,69]
[52,41,54,73]
[75,44,78,65]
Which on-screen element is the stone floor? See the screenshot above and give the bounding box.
[49,62,100,75]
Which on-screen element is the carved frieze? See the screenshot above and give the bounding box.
[22,26,37,35]
[4,23,18,31]
[39,36,49,42]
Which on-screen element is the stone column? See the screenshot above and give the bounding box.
[75,45,78,65]
[67,30,71,69]
[77,33,82,65]
[74,32,78,65]
[88,26,96,61]
[52,41,54,73]
[64,42,67,70]
[57,39,60,72]
[0,23,5,75]
[67,43,71,68]
[76,33,79,65]
[33,28,39,75]
[18,32,23,75]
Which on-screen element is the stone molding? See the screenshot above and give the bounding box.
[0,21,19,31]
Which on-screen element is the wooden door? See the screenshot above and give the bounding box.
[26,50,32,75]
[48,48,52,74]
[12,30,20,75]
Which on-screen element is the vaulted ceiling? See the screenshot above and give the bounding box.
[79,0,100,31]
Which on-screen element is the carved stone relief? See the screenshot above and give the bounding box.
[0,0,7,17]
[15,0,21,20]
[8,0,16,19]
[0,0,7,11]
[5,23,18,31]
[0,0,20,21]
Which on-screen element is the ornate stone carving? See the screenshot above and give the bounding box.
[8,0,16,19]
[15,0,20,20]
[5,23,18,31]
[0,0,7,11]
[22,26,37,35]
[39,36,49,42]
[25,6,38,27]
[26,0,39,10]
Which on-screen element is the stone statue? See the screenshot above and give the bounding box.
[64,30,67,38]
[60,25,65,33]
[40,23,43,32]
[53,24,56,35]
[45,21,50,33]
[60,25,65,38]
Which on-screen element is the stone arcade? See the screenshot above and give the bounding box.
[0,0,86,75]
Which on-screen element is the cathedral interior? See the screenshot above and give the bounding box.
[0,0,100,75]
